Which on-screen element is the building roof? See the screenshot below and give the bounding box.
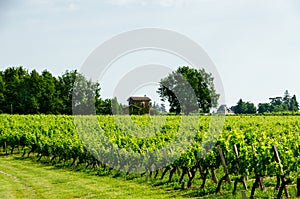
[127,96,151,101]
[217,104,234,114]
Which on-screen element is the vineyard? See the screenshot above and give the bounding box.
[0,114,299,198]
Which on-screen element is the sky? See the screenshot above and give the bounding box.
[0,0,300,107]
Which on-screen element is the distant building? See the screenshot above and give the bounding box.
[127,95,151,115]
[217,104,234,114]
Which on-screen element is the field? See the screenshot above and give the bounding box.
[0,114,299,198]
[0,156,183,199]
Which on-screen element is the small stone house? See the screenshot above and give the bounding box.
[127,95,151,115]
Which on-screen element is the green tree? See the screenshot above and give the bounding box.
[157,66,219,114]
[111,97,120,115]
[246,102,256,114]
[39,70,63,114]
[2,66,29,114]
[96,98,112,115]
[283,90,291,107]
[269,97,287,112]
[232,99,247,114]
[22,70,40,114]
[232,99,256,114]
[257,103,270,113]
[72,72,101,115]
[257,91,298,113]
[199,68,219,107]
[289,95,299,112]
[0,74,5,113]
[0,67,104,115]
[58,70,101,115]
[17,74,35,114]
[57,70,78,114]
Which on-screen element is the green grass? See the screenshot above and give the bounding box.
[0,155,298,198]
[0,155,182,199]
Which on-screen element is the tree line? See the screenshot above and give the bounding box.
[0,66,219,115]
[231,90,299,114]
[1,66,298,115]
[0,66,114,115]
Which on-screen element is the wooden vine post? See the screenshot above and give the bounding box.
[210,167,218,183]
[3,141,7,154]
[181,180,185,190]
[297,179,300,198]
[232,144,247,194]
[216,145,231,194]
[272,145,291,199]
[241,190,247,199]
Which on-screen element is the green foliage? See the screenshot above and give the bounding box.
[97,98,112,115]
[0,67,109,115]
[289,95,299,112]
[231,99,257,114]
[157,66,219,114]
[257,103,270,113]
[2,66,28,113]
[72,72,101,115]
[258,90,299,113]
[0,75,6,113]
[0,114,299,199]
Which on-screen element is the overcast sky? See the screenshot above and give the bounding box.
[0,0,300,107]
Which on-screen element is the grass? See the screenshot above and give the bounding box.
[0,155,183,199]
[0,155,298,198]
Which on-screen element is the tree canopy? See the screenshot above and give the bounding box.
[231,99,257,114]
[0,66,112,115]
[157,66,219,114]
[257,90,299,113]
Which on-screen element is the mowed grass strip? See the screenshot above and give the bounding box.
[0,156,181,199]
